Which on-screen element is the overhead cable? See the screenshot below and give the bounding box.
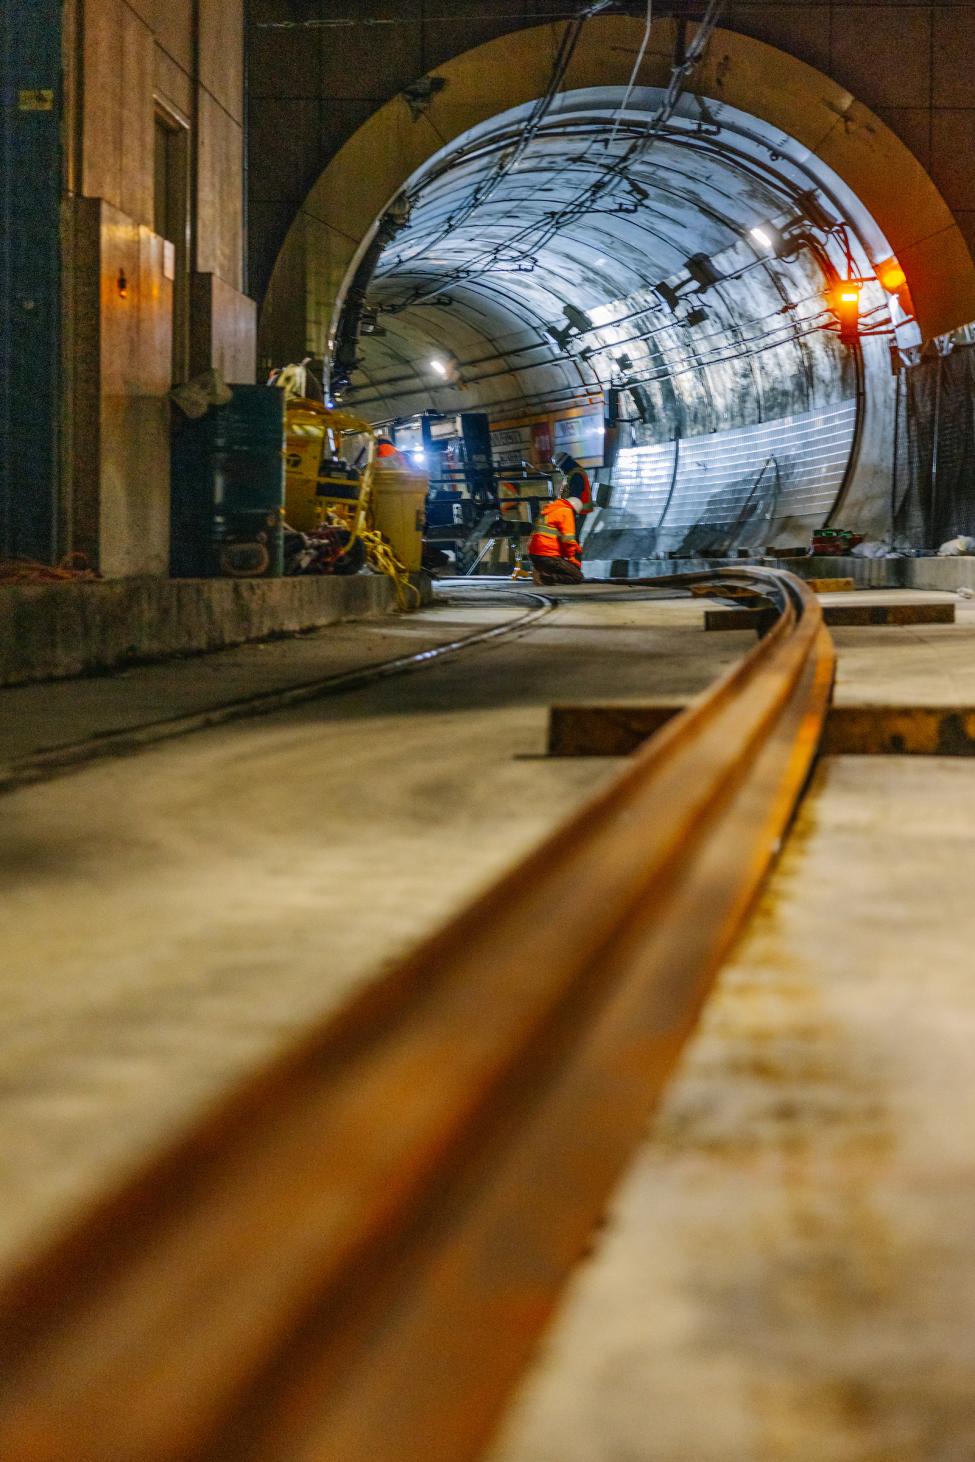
[606,0,653,153]
[390,0,613,275]
[386,0,728,309]
[255,7,625,27]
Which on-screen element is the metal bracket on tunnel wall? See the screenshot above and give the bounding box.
[0,0,62,561]
[401,75,447,121]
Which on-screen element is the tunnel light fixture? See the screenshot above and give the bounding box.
[429,358,449,377]
[749,225,777,252]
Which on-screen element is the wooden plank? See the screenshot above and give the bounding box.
[549,703,684,756]
[706,602,955,631]
[550,702,975,758]
[822,705,975,755]
[825,602,955,626]
[804,577,856,592]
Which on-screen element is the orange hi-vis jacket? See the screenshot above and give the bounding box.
[527,499,581,562]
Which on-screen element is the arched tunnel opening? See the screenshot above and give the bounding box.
[259,15,970,573]
[324,86,912,567]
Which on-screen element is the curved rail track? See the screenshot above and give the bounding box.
[0,569,834,1462]
[0,586,556,794]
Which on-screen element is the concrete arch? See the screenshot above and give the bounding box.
[261,16,975,363]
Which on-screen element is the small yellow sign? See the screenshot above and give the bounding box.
[18,89,54,111]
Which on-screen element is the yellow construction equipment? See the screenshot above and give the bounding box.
[283,399,421,607]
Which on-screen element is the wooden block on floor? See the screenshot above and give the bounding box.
[805,577,856,592]
[822,705,975,755]
[548,703,683,756]
[705,602,955,631]
[549,701,975,757]
[704,608,773,631]
[825,602,955,626]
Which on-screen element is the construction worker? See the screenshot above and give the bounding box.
[376,435,408,465]
[552,451,592,513]
[527,494,585,584]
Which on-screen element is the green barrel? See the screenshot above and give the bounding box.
[171,385,284,578]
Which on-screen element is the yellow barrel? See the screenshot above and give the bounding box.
[371,464,428,572]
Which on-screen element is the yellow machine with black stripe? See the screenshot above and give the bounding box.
[284,400,374,543]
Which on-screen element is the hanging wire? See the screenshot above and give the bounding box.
[386,0,728,308]
[386,0,614,275]
[605,0,653,154]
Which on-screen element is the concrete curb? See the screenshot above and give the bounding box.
[0,573,432,688]
[586,555,975,594]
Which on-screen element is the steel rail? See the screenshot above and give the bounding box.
[0,568,834,1462]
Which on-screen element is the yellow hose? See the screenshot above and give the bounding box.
[359,528,421,611]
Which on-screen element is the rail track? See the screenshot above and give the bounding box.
[0,568,834,1462]
[0,586,555,793]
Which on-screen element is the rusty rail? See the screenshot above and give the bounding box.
[0,569,834,1462]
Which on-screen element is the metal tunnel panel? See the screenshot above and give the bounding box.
[588,402,858,560]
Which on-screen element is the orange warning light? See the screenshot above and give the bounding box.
[828,280,862,344]
[876,257,907,292]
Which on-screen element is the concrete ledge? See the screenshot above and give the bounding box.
[0,573,431,687]
[586,555,975,593]
[779,556,975,592]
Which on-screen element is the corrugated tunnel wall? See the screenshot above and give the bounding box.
[591,402,858,562]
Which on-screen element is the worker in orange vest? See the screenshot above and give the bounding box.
[375,435,409,467]
[527,494,585,584]
[552,451,592,512]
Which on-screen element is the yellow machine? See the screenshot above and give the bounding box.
[284,399,374,543]
[283,398,422,607]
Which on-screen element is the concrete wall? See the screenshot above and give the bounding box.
[67,0,258,577]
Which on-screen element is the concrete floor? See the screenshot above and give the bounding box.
[489,753,975,1462]
[0,588,734,1265]
[3,581,975,1459]
[488,590,975,1462]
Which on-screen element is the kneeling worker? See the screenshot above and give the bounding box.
[527,494,585,584]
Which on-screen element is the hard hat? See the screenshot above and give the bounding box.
[552,450,573,468]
